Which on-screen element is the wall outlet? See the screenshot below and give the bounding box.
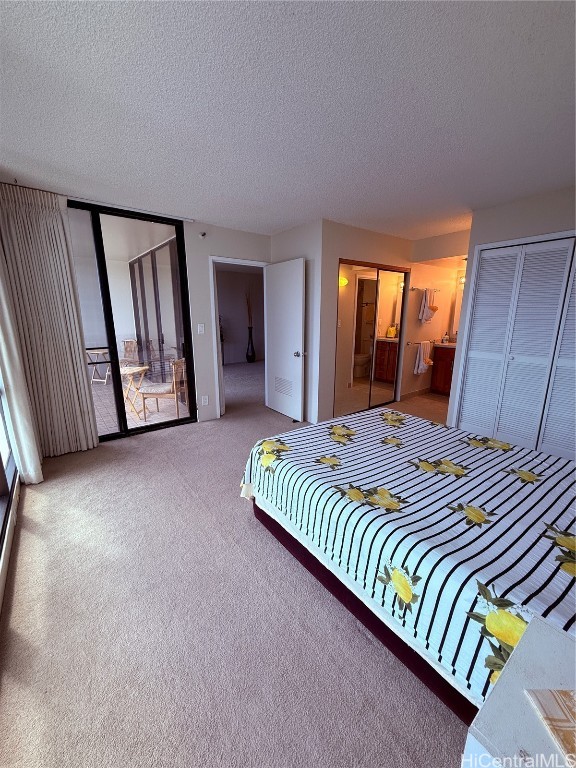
[197,323,205,335]
[201,395,209,406]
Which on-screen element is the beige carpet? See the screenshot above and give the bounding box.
[0,363,467,767]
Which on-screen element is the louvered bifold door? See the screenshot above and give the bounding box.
[494,239,574,449]
[458,247,520,435]
[538,246,576,459]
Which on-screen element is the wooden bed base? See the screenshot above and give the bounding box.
[253,500,478,726]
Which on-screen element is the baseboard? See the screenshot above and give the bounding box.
[397,387,431,401]
[0,476,19,617]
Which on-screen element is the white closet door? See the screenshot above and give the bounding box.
[494,239,574,448]
[458,247,520,435]
[538,253,576,459]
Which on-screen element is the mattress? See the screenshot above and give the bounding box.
[242,408,576,706]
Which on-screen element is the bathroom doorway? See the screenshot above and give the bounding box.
[333,260,410,418]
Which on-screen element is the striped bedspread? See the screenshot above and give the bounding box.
[242,408,576,705]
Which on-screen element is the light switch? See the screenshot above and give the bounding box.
[201,395,209,406]
[197,323,205,335]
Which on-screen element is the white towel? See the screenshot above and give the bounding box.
[414,341,432,374]
[418,289,437,324]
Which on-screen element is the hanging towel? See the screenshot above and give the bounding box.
[418,289,438,324]
[414,341,432,374]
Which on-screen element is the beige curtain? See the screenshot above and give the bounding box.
[0,184,98,462]
[0,238,42,484]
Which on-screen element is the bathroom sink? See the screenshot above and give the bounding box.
[434,342,456,348]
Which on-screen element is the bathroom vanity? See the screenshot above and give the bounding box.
[374,338,398,383]
[431,343,455,395]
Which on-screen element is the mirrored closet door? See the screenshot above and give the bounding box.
[333,260,409,418]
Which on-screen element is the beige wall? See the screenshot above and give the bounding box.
[334,264,358,398]
[184,221,270,421]
[468,187,575,254]
[216,270,264,365]
[401,263,459,396]
[270,221,323,423]
[320,220,412,420]
[411,229,470,262]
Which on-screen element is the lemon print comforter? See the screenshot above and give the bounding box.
[242,407,575,706]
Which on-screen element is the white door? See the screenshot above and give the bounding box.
[538,254,576,459]
[264,258,305,421]
[493,239,573,447]
[458,247,520,435]
[457,237,575,450]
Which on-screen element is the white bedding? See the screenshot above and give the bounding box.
[242,408,576,705]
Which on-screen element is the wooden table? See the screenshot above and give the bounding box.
[86,347,111,384]
[120,365,149,419]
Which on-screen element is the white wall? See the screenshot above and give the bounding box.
[216,270,264,364]
[270,221,323,423]
[106,260,135,346]
[67,207,108,347]
[156,245,177,352]
[100,215,173,260]
[184,221,270,421]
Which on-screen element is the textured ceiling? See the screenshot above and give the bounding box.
[0,2,574,239]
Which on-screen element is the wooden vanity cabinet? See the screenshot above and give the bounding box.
[374,340,398,383]
[431,345,455,395]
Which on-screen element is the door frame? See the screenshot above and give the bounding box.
[209,256,266,418]
[68,200,197,438]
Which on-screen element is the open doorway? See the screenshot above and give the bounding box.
[375,254,467,425]
[212,260,265,415]
[334,260,409,418]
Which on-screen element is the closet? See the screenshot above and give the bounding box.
[457,235,575,459]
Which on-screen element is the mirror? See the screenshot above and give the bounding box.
[334,264,406,417]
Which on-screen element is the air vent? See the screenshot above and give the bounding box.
[275,376,292,397]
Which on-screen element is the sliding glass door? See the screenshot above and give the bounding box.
[68,204,196,438]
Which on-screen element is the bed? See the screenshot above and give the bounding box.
[241,407,576,711]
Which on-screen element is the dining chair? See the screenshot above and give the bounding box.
[139,358,187,420]
[121,339,139,365]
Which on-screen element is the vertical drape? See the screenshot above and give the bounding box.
[0,239,43,484]
[0,184,98,461]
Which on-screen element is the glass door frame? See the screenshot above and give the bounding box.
[68,200,197,439]
[334,259,411,416]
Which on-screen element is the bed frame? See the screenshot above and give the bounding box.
[253,500,478,726]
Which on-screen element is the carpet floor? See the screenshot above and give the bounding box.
[0,363,467,767]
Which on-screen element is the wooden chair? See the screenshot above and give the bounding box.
[139,358,187,420]
[121,339,139,365]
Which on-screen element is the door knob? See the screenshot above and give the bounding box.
[294,351,301,357]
